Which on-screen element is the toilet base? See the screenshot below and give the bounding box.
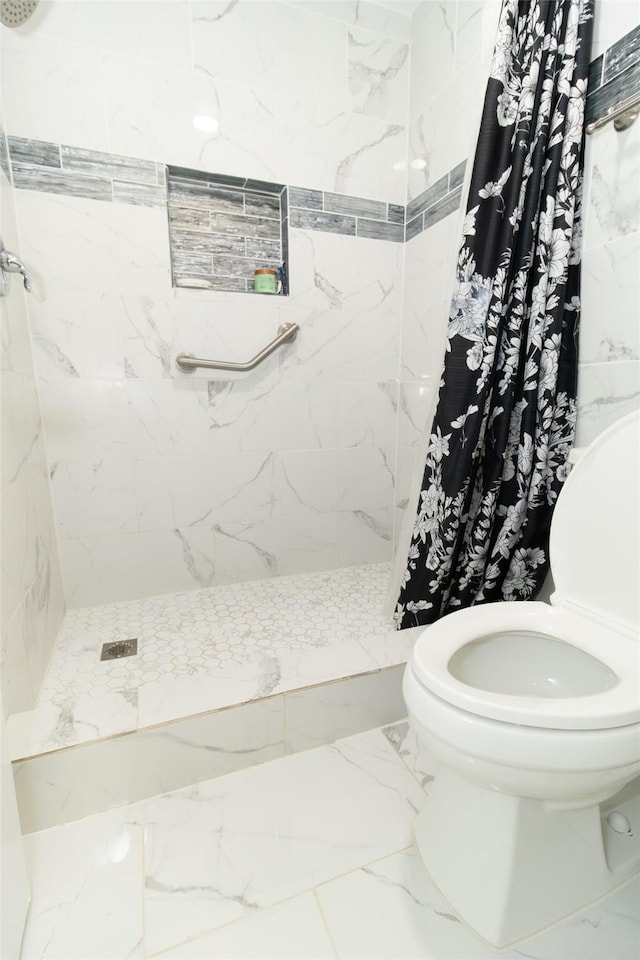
[413,767,640,948]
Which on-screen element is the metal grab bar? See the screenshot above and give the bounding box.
[586,91,640,135]
[176,322,298,373]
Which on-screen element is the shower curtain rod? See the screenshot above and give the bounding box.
[586,90,640,134]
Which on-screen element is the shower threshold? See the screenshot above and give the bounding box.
[7,563,421,833]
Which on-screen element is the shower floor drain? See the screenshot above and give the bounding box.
[100,639,138,661]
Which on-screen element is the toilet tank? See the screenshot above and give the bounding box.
[550,410,640,638]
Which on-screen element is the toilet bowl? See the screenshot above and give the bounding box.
[403,410,640,948]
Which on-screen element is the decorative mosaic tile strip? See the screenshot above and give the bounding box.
[167,165,286,295]
[11,163,114,202]
[586,60,640,125]
[0,127,10,183]
[289,207,357,236]
[288,185,405,242]
[586,24,640,122]
[7,136,167,207]
[588,54,605,94]
[603,23,640,85]
[406,162,466,242]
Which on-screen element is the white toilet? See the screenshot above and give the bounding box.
[403,410,640,948]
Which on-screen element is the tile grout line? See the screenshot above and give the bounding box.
[312,886,341,959]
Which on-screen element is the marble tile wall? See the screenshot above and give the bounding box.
[1,1,413,606]
[578,8,640,446]
[392,0,501,551]
[2,0,638,614]
[12,186,404,605]
[0,112,66,717]
[1,0,410,204]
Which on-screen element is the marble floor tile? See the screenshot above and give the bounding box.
[316,847,640,960]
[142,728,425,956]
[382,719,439,790]
[19,726,639,960]
[153,892,335,959]
[20,806,144,960]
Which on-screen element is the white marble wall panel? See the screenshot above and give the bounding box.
[592,0,640,57]
[578,19,640,444]
[51,461,138,539]
[398,378,437,449]
[584,117,640,249]
[212,514,343,583]
[288,0,412,42]
[348,26,410,124]
[277,449,345,516]
[208,379,342,454]
[575,361,640,448]
[338,507,394,565]
[0,30,110,151]
[401,215,459,382]
[28,290,125,379]
[408,0,499,200]
[14,192,172,296]
[285,666,405,752]
[28,0,192,70]
[410,1,456,121]
[37,379,138,462]
[0,117,65,717]
[58,529,216,606]
[580,232,640,364]
[342,380,399,447]
[191,1,346,110]
[136,452,277,530]
[409,57,487,201]
[280,233,403,383]
[456,0,493,73]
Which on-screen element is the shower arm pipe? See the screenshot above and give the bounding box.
[175,322,298,373]
[585,90,640,135]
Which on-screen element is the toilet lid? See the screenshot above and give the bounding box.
[550,411,640,635]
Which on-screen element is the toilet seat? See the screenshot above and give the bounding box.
[410,601,640,730]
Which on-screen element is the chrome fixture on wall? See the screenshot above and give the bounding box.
[586,90,640,134]
[0,242,32,296]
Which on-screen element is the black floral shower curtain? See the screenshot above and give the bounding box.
[395,0,593,629]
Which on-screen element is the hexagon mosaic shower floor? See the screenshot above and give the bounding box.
[11,563,420,759]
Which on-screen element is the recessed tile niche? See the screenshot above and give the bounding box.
[167,165,288,295]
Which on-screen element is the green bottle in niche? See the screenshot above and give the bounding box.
[254,268,278,294]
